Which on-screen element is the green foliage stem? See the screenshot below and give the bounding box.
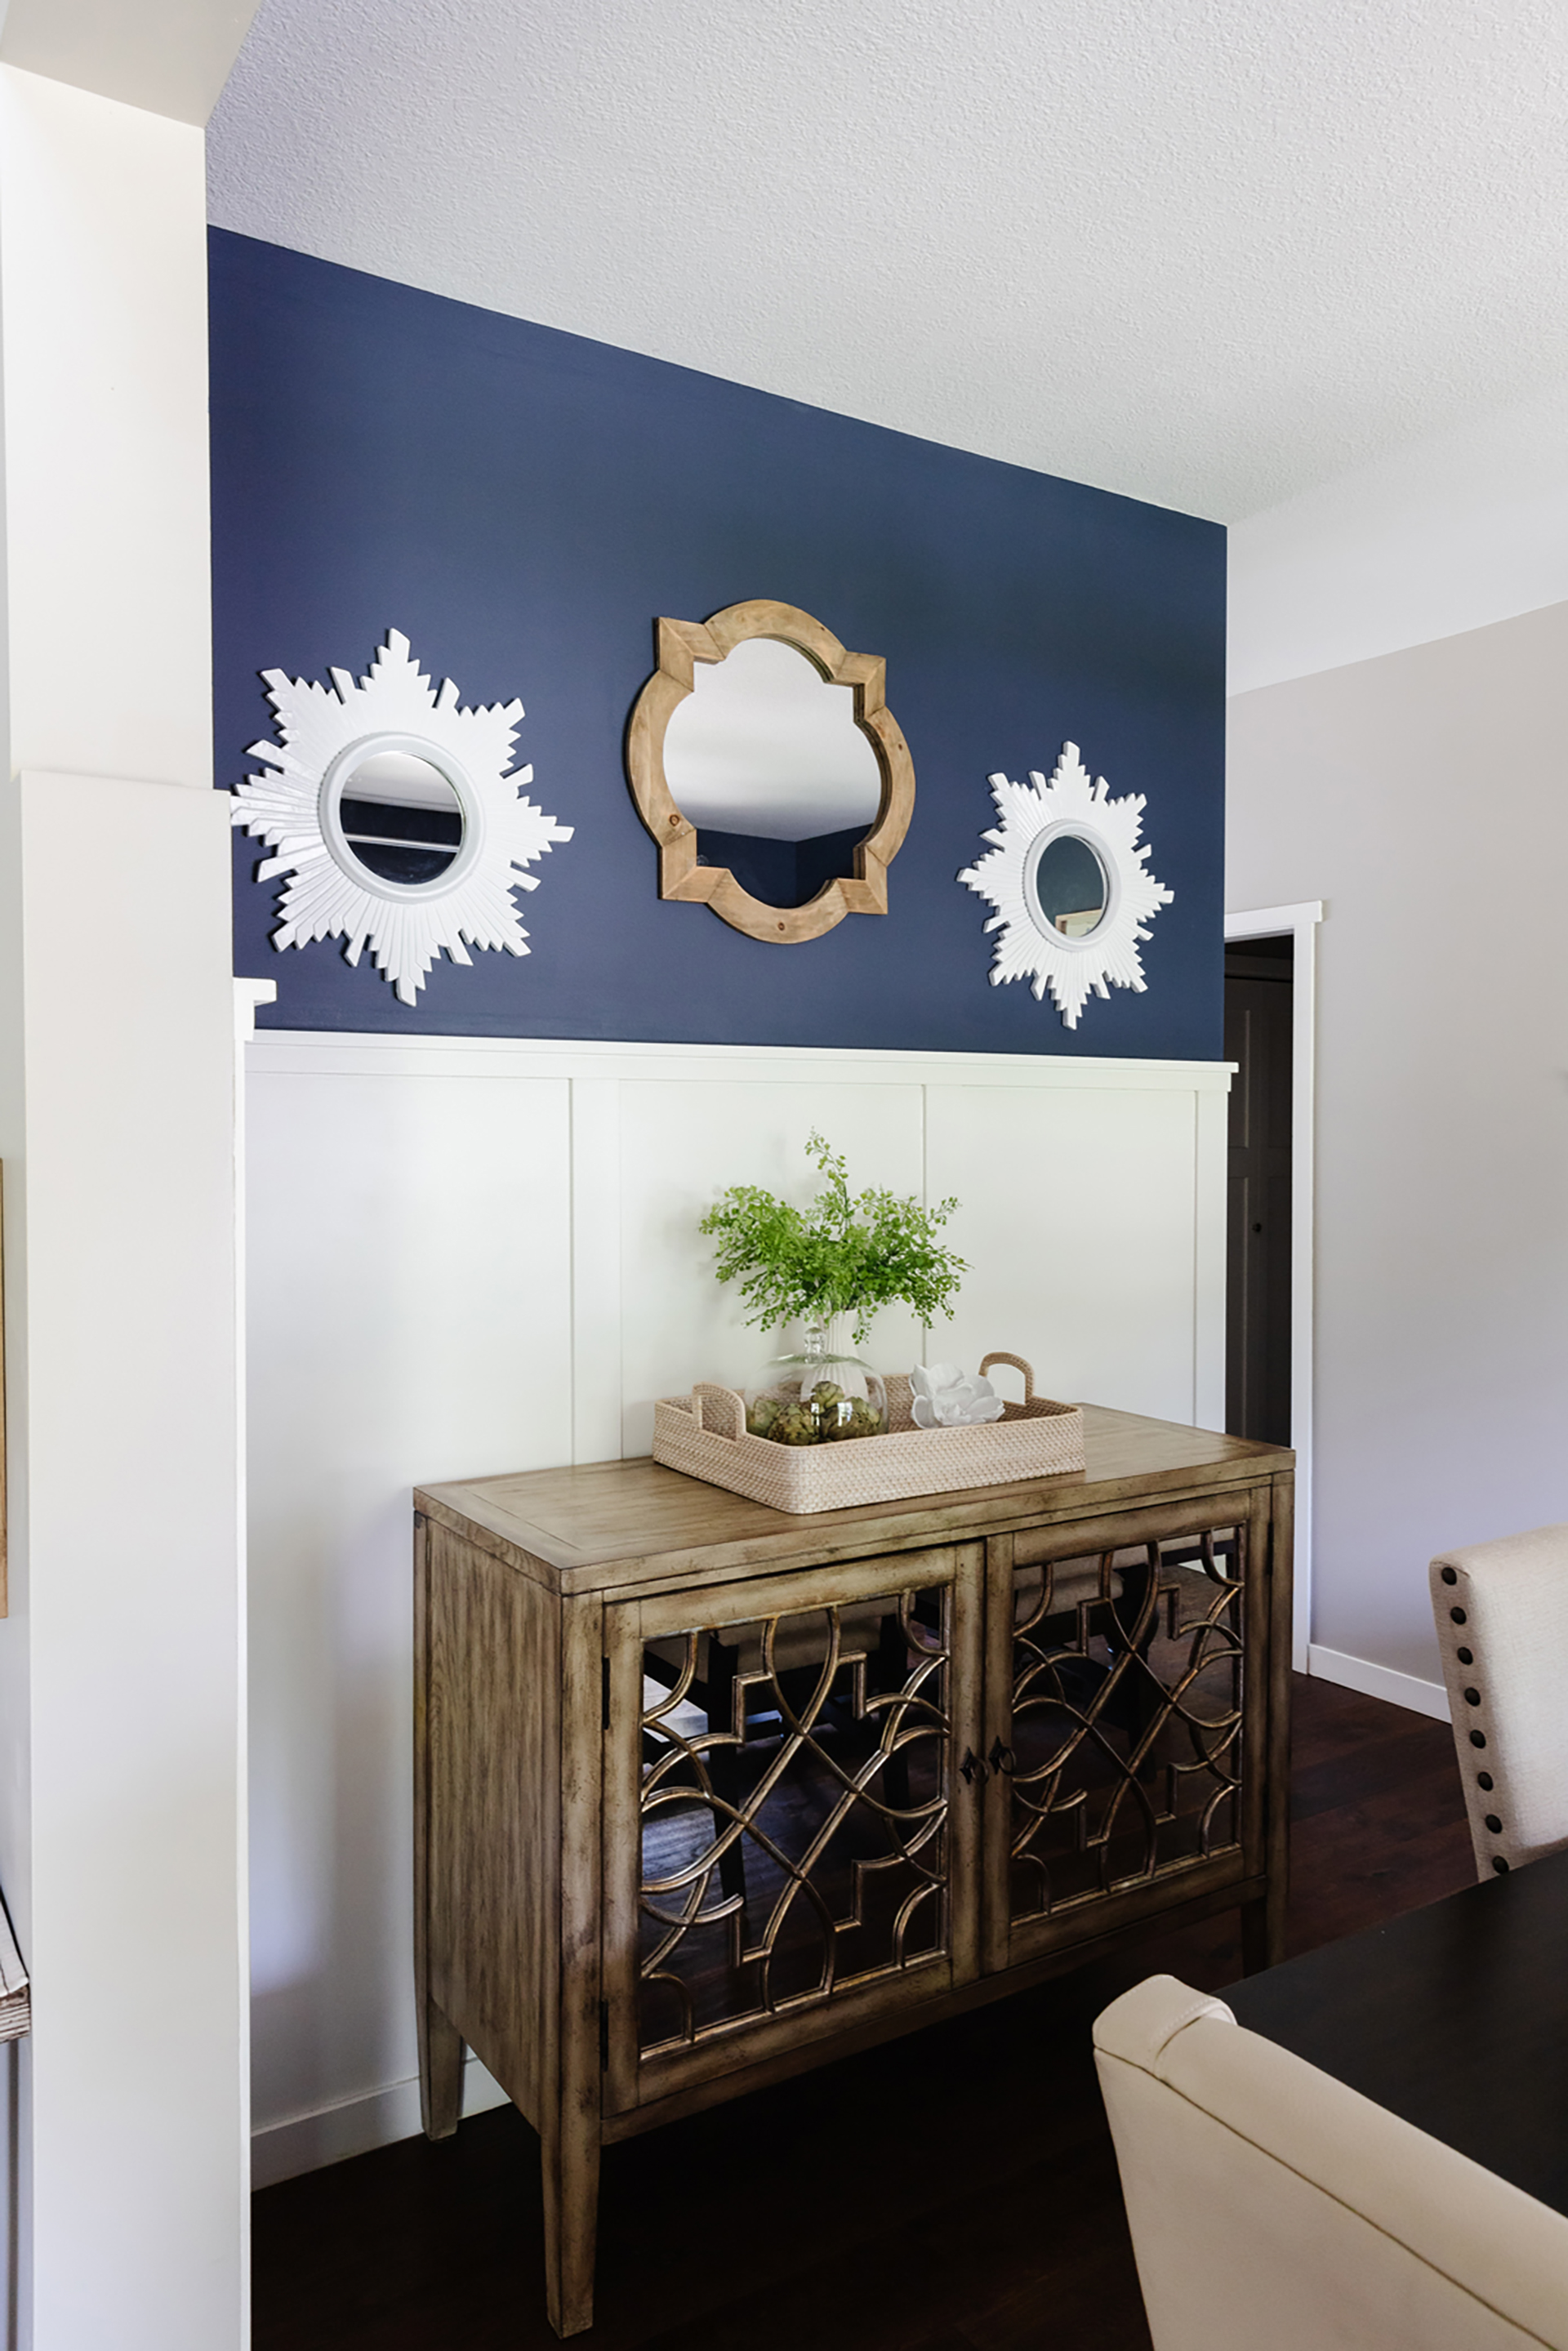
[698,1131,966,1347]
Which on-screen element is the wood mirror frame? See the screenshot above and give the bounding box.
[625,599,915,944]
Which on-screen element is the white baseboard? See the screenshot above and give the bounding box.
[1308,1642,1450,1724]
[251,2054,510,2191]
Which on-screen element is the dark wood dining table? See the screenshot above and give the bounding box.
[1226,1845,1568,2217]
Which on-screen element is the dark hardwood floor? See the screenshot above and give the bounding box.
[253,1673,1471,2351]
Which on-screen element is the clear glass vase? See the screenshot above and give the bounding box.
[745,1318,888,1446]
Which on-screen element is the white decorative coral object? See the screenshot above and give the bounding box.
[909,1363,1005,1428]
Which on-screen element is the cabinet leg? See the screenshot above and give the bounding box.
[1241,1885,1286,1974]
[541,2102,600,2338]
[418,1995,464,2141]
[1267,1866,1288,1967]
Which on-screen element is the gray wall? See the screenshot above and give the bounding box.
[1228,598,1568,1690]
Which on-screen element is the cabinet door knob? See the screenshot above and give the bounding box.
[988,1738,1017,1776]
[959,1747,989,1786]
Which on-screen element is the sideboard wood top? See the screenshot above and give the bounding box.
[416,1405,1294,1599]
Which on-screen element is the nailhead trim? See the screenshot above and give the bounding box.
[1438,1592,1504,1871]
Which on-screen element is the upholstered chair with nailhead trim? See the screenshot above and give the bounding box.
[1096,1973,1568,2351]
[1429,1527,1568,1882]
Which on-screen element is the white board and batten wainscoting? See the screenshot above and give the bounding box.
[244,1030,1231,2184]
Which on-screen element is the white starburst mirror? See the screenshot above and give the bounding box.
[958,742,1173,1029]
[230,631,572,1004]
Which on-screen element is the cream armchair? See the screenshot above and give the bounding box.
[1429,1525,1568,1881]
[1094,1973,1568,2351]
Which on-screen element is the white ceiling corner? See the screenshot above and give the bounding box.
[3,0,261,126]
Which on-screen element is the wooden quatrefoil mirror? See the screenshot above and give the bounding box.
[626,599,915,943]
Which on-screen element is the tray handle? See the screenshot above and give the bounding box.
[693,1383,746,1443]
[980,1351,1035,1404]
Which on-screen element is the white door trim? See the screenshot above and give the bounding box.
[1224,899,1323,1672]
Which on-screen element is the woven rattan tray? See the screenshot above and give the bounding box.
[652,1351,1085,1514]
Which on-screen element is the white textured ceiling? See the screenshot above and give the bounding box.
[207,0,1568,521]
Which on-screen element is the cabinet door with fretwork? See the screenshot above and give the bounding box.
[981,1491,1275,1973]
[602,1543,984,2115]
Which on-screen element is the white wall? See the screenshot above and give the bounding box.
[0,70,216,790]
[1229,369,1568,696]
[0,66,247,2351]
[1227,598,1568,1705]
[245,1031,1228,2182]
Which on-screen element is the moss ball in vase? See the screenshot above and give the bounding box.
[745,1320,888,1446]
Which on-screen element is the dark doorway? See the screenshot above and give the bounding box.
[1225,934,1293,1445]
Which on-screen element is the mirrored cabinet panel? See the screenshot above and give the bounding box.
[631,1582,960,2059]
[1004,1526,1247,1922]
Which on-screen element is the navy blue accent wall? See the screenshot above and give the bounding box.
[211,230,1225,1056]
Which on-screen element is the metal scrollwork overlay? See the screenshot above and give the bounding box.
[637,1592,951,2053]
[1008,1527,1245,1917]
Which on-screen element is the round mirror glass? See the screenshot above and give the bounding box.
[1030,830,1108,939]
[662,637,883,909]
[337,750,464,886]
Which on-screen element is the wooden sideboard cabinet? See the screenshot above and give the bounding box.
[414,1407,1294,2336]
